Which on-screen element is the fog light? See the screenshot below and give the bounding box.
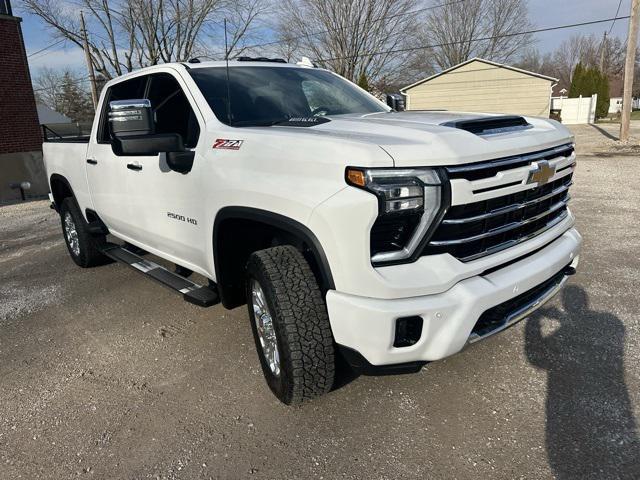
[393,316,423,347]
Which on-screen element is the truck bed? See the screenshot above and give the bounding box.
[42,122,92,143]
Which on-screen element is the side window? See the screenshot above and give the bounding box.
[98,76,147,143]
[146,73,200,148]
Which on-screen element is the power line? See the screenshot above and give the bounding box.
[316,15,632,63]
[27,39,66,58]
[29,30,129,64]
[608,0,624,35]
[208,0,468,56]
[32,75,91,93]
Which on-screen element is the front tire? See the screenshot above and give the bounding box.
[59,197,106,268]
[246,246,335,405]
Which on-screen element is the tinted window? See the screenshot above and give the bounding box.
[99,73,200,148]
[189,66,388,126]
[146,73,200,148]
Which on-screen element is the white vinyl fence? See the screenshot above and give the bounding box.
[551,95,597,125]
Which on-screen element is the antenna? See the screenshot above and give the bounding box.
[224,18,232,126]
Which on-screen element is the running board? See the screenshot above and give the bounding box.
[100,243,219,307]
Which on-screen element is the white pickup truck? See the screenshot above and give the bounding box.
[43,58,581,404]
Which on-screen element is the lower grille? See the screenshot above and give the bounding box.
[422,173,573,262]
[470,265,569,341]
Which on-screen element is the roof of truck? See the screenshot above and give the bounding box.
[103,59,315,85]
[185,60,308,69]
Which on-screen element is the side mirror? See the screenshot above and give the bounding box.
[112,133,195,174]
[112,132,184,156]
[166,151,196,174]
[109,99,195,173]
[386,93,406,112]
[109,99,154,137]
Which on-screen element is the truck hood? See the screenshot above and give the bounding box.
[277,111,574,167]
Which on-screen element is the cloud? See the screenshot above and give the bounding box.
[27,47,86,75]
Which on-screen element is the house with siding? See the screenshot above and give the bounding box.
[401,58,558,118]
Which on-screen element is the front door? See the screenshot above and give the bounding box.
[121,71,206,271]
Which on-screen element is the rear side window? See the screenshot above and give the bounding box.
[98,73,200,148]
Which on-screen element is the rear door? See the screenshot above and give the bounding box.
[86,75,149,238]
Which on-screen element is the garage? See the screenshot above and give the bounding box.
[401,58,558,118]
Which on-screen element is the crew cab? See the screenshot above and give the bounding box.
[43,58,581,404]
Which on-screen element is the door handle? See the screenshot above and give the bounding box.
[127,162,143,171]
[86,158,98,165]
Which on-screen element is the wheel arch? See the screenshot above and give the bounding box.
[213,207,335,309]
[49,174,75,211]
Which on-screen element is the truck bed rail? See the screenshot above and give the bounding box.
[42,122,92,143]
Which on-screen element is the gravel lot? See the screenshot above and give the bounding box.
[1,123,639,479]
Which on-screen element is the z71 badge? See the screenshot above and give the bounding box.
[213,139,243,150]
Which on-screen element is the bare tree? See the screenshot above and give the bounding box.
[274,0,420,82]
[599,35,626,77]
[515,48,556,77]
[22,0,267,79]
[33,68,95,121]
[551,34,600,88]
[268,19,301,62]
[33,67,71,112]
[512,34,632,97]
[213,0,271,58]
[419,0,533,70]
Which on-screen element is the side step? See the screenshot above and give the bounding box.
[100,243,219,307]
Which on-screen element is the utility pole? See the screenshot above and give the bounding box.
[80,11,99,109]
[600,31,607,72]
[620,0,640,142]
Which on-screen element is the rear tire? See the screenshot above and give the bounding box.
[59,197,106,268]
[246,245,335,405]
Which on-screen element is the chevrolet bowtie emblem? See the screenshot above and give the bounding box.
[527,160,556,185]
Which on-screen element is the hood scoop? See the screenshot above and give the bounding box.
[441,115,532,136]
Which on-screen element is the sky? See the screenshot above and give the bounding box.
[15,0,634,78]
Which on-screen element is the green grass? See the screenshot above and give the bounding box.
[596,110,640,123]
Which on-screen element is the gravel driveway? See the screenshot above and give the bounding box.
[0,123,638,479]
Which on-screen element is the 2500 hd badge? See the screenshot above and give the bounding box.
[167,211,197,225]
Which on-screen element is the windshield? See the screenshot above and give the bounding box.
[189,66,389,126]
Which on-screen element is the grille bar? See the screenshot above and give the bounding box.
[420,143,575,263]
[442,182,572,225]
[446,143,574,176]
[456,211,569,262]
[429,198,569,247]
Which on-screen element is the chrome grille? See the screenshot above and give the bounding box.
[446,143,574,181]
[421,144,575,262]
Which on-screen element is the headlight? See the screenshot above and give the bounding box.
[346,167,444,264]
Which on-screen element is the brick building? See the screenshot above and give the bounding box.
[0,0,47,203]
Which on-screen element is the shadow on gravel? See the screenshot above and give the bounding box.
[589,124,619,141]
[525,285,640,479]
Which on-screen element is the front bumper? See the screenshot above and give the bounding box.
[326,227,582,366]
